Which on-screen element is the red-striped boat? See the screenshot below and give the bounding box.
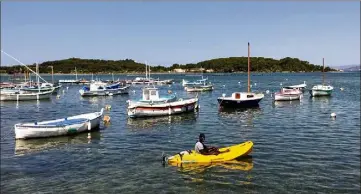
[127,87,199,118]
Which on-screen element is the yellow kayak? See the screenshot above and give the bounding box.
[165,141,253,164]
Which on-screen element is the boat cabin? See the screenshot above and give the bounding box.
[89,82,107,91]
[142,87,160,101]
[232,92,254,99]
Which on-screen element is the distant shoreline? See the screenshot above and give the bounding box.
[1,71,354,77]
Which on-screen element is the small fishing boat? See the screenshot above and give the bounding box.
[217,42,264,108]
[274,88,302,101]
[182,76,208,87]
[79,81,130,96]
[127,86,199,118]
[0,90,54,101]
[310,58,334,97]
[163,141,253,164]
[14,108,104,139]
[185,78,213,92]
[185,85,214,92]
[21,83,62,93]
[284,81,307,92]
[0,64,54,101]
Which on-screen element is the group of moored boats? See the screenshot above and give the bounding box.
[3,44,336,167]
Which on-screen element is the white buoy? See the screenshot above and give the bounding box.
[280,83,283,86]
[238,82,241,84]
[254,83,257,86]
[266,90,270,94]
[66,86,69,90]
[340,88,344,91]
[330,113,336,118]
[223,85,225,88]
[62,90,65,93]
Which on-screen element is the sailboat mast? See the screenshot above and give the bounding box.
[112,73,114,82]
[322,58,325,85]
[247,42,251,93]
[75,67,78,80]
[148,64,151,79]
[145,61,148,79]
[36,63,40,93]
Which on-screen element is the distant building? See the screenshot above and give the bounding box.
[173,68,186,73]
[206,69,214,73]
[189,68,205,72]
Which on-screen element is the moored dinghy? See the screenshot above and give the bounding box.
[79,81,130,96]
[217,42,264,108]
[284,81,307,93]
[127,86,199,118]
[14,108,104,139]
[274,88,302,101]
[310,58,334,97]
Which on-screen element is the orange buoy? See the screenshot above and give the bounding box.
[103,115,111,123]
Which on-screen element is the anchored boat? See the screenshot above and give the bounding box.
[274,88,302,101]
[217,42,264,108]
[310,58,334,97]
[14,108,104,139]
[284,81,307,93]
[185,79,214,92]
[0,63,54,101]
[79,81,130,96]
[127,86,199,118]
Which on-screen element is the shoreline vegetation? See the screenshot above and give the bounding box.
[0,57,338,74]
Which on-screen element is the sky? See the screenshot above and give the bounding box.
[1,2,360,67]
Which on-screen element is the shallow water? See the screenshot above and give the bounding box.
[1,72,360,193]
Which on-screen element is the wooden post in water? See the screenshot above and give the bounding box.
[322,58,325,85]
[247,42,251,93]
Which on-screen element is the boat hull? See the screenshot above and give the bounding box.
[185,86,214,92]
[79,86,130,96]
[0,90,53,101]
[128,98,199,118]
[309,89,333,97]
[14,109,103,139]
[217,98,262,108]
[274,94,301,101]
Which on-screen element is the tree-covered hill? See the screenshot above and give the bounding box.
[0,56,335,74]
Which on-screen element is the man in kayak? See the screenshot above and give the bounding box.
[195,133,229,155]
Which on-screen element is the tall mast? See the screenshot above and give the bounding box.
[112,73,114,82]
[247,42,251,93]
[322,58,325,85]
[36,63,40,93]
[145,61,148,79]
[148,64,151,79]
[75,67,78,80]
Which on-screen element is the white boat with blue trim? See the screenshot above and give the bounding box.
[79,81,130,96]
[127,86,199,118]
[14,109,104,139]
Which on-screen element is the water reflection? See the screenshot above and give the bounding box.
[273,100,301,108]
[15,131,101,156]
[127,112,198,130]
[218,107,262,126]
[172,156,253,185]
[173,156,253,173]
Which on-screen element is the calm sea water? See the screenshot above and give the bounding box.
[1,72,360,193]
